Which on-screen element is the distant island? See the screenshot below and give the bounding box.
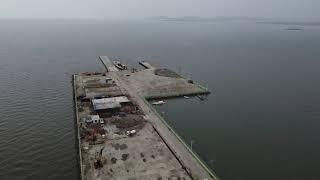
[150,16,320,27]
[286,28,303,31]
[150,16,269,22]
[257,21,320,26]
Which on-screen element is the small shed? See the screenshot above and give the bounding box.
[85,115,102,124]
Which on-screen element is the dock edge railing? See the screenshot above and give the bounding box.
[72,75,84,180]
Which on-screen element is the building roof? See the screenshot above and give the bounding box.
[92,96,130,110]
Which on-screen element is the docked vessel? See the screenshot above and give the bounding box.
[113,60,127,70]
[152,100,166,105]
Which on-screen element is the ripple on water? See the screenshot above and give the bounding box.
[0,70,78,179]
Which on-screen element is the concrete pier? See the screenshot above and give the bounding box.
[99,56,118,72]
[73,56,218,180]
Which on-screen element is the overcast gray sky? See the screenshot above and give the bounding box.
[1,0,319,19]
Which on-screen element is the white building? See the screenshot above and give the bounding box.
[85,115,103,124]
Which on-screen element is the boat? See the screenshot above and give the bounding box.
[152,100,166,105]
[184,96,190,99]
[113,60,127,70]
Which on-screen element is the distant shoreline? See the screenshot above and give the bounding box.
[256,21,320,26]
[150,16,320,27]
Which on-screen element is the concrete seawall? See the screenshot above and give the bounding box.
[72,75,84,180]
[145,90,210,100]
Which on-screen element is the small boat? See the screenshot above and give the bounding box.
[113,60,127,70]
[152,100,166,105]
[184,96,190,99]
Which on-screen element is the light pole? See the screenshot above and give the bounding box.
[209,159,214,169]
[190,140,194,151]
[161,111,166,119]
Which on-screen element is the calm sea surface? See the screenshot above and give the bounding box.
[0,19,319,180]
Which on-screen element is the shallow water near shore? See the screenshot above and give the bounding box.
[0,19,320,180]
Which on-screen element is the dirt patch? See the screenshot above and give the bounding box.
[121,153,129,161]
[159,148,164,156]
[110,115,146,130]
[154,68,181,78]
[120,144,127,150]
[111,157,117,164]
[111,143,128,150]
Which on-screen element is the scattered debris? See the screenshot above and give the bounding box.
[111,143,128,150]
[110,115,146,130]
[187,79,194,84]
[126,130,136,136]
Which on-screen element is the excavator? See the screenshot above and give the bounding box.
[94,147,104,169]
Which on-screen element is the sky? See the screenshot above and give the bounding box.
[1,0,319,19]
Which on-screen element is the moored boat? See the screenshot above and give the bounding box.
[152,100,166,105]
[113,60,127,70]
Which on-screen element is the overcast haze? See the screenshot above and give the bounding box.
[1,0,319,19]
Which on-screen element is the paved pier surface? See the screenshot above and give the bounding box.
[100,56,209,99]
[99,56,118,72]
[120,68,209,99]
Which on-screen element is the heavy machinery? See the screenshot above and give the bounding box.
[94,147,104,169]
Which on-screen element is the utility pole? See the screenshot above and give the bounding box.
[190,140,194,151]
[161,111,165,118]
[209,159,214,169]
